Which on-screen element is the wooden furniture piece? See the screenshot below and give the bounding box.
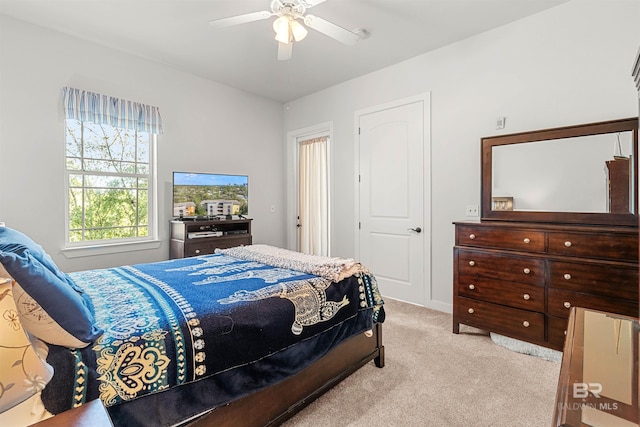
[170,218,252,259]
[187,323,384,427]
[32,399,112,427]
[453,221,639,351]
[481,117,638,226]
[454,117,640,351]
[634,45,640,306]
[606,157,631,213]
[554,307,639,427]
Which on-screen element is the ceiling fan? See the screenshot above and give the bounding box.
[208,0,362,61]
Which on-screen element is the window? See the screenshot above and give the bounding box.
[61,87,162,251]
[65,119,156,244]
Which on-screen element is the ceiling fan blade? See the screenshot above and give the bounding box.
[299,0,328,7]
[278,42,292,61]
[209,11,272,28]
[303,15,360,46]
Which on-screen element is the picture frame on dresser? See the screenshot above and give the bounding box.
[453,117,640,351]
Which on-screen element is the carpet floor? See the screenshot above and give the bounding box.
[282,297,561,427]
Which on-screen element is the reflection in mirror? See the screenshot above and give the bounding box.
[581,311,637,426]
[492,131,634,213]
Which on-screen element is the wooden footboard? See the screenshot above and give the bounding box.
[186,323,384,427]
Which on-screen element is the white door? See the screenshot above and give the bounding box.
[357,96,428,305]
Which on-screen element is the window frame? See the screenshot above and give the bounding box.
[62,119,159,257]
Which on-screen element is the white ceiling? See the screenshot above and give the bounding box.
[0,0,568,103]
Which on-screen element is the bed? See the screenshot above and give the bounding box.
[0,227,384,427]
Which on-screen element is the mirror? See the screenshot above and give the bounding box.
[481,117,639,226]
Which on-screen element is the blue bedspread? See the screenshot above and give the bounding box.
[41,253,384,426]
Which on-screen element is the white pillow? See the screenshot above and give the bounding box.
[0,278,54,413]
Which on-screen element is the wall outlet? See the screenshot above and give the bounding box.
[465,205,479,217]
[496,116,506,130]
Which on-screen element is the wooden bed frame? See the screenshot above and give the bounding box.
[186,323,385,427]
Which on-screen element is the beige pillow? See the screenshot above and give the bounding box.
[0,278,54,412]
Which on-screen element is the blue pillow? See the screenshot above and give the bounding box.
[0,226,72,285]
[0,226,96,316]
[0,247,103,348]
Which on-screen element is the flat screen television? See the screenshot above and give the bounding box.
[172,172,248,218]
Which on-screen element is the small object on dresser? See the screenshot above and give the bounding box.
[492,196,513,211]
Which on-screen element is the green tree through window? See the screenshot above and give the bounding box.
[65,119,153,243]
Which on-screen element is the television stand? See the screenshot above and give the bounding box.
[169,218,252,259]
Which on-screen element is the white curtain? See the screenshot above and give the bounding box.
[298,136,329,256]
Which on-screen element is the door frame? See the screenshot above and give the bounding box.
[286,121,333,253]
[353,93,432,307]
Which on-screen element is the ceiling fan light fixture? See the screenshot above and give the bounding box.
[213,0,358,60]
[273,15,290,43]
[290,19,308,42]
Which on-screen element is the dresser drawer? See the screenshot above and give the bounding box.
[184,236,251,256]
[547,288,639,319]
[456,249,544,286]
[185,241,218,257]
[549,260,638,300]
[457,275,544,312]
[547,231,638,261]
[456,224,545,252]
[456,297,544,342]
[547,315,569,351]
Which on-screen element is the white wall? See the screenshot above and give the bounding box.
[283,0,640,310]
[0,15,286,272]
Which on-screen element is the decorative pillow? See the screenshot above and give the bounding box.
[0,226,71,286]
[0,278,54,413]
[0,227,95,314]
[0,248,102,348]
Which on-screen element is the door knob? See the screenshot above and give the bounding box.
[408,227,422,233]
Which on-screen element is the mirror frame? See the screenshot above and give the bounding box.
[481,117,639,226]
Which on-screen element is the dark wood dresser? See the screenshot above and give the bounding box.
[453,221,639,351]
[169,218,252,259]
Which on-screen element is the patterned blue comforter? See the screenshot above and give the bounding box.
[41,253,384,426]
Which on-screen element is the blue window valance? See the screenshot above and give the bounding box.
[62,87,163,134]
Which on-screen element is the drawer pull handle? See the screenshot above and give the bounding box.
[469,234,475,240]
[563,301,571,309]
[468,261,475,266]
[523,293,530,300]
[195,249,201,254]
[523,238,530,244]
[564,330,567,336]
[564,241,572,247]
[563,273,571,280]
[522,321,530,328]
[523,268,531,274]
[468,284,475,290]
[468,308,475,314]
